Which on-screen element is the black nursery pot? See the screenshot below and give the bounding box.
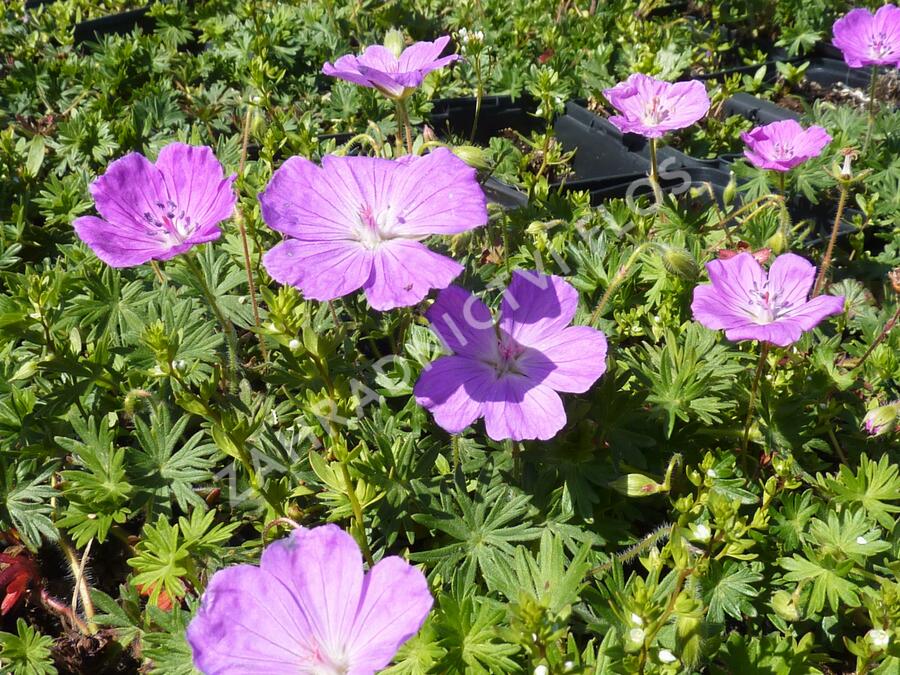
[73,7,154,45]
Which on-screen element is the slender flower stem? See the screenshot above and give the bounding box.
[236,102,267,360]
[777,170,786,197]
[150,260,166,284]
[863,65,878,153]
[470,55,484,143]
[648,138,664,205]
[452,434,461,472]
[184,252,239,383]
[813,178,850,297]
[589,242,652,324]
[741,342,769,460]
[338,461,374,566]
[395,98,414,155]
[59,536,97,634]
[853,304,900,371]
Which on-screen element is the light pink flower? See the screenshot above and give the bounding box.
[741,120,832,172]
[259,148,487,311]
[603,73,710,138]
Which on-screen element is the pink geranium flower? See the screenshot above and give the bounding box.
[691,253,845,347]
[73,143,236,267]
[259,148,487,311]
[741,120,832,172]
[323,36,459,99]
[602,73,710,138]
[833,4,900,68]
[414,271,608,441]
[187,524,432,674]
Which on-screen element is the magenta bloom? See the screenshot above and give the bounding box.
[260,148,487,311]
[187,524,432,674]
[73,143,236,267]
[740,120,832,172]
[691,253,845,347]
[414,271,608,441]
[602,73,710,138]
[833,4,900,68]
[323,36,459,99]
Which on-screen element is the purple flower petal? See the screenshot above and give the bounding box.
[188,524,433,674]
[323,36,458,98]
[833,5,900,68]
[387,148,488,237]
[155,143,236,241]
[263,239,372,302]
[413,355,495,433]
[521,326,608,393]
[499,271,579,346]
[186,564,315,673]
[692,252,845,346]
[482,376,566,441]
[423,286,497,357]
[259,152,486,310]
[603,73,709,138]
[741,120,831,172]
[72,215,174,267]
[346,556,434,672]
[364,240,463,311]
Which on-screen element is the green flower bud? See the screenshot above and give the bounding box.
[383,29,405,58]
[766,228,789,255]
[771,590,800,622]
[862,403,899,437]
[451,145,491,171]
[609,473,664,497]
[660,245,699,279]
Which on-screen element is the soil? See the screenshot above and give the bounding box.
[778,70,900,112]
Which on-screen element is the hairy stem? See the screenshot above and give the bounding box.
[742,342,769,460]
[813,179,850,297]
[589,242,653,324]
[184,251,239,383]
[863,66,878,153]
[395,98,414,155]
[236,102,267,360]
[59,537,97,634]
[854,304,900,371]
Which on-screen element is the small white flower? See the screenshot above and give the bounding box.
[693,523,711,542]
[475,30,485,41]
[658,649,677,664]
[856,536,868,545]
[630,612,643,626]
[706,469,717,478]
[533,666,549,675]
[174,359,187,370]
[531,633,539,643]
[563,662,574,672]
[288,339,301,351]
[867,629,890,650]
[628,628,646,644]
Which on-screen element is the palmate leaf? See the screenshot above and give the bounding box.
[0,459,58,549]
[383,617,446,675]
[63,266,150,345]
[131,404,215,517]
[0,618,58,675]
[780,553,860,614]
[701,560,764,623]
[625,324,746,437]
[806,509,891,561]
[411,473,541,587]
[435,593,520,674]
[817,454,900,530]
[770,491,818,551]
[484,530,591,614]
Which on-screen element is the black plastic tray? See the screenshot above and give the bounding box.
[73,7,154,45]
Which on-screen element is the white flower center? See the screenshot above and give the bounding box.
[311,646,351,674]
[771,141,793,160]
[745,280,798,324]
[484,333,527,377]
[868,32,894,59]
[143,199,194,244]
[642,95,671,126]
[353,204,406,249]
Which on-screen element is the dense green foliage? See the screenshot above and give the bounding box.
[0,0,898,673]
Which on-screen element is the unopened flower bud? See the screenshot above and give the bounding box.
[383,29,405,58]
[628,627,646,644]
[889,267,900,294]
[533,666,548,675]
[422,125,437,143]
[766,228,789,255]
[862,404,898,437]
[609,473,664,497]
[658,649,677,664]
[288,338,301,351]
[692,523,711,542]
[660,245,698,279]
[867,629,890,650]
[840,151,854,179]
[452,145,491,171]
[723,172,737,207]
